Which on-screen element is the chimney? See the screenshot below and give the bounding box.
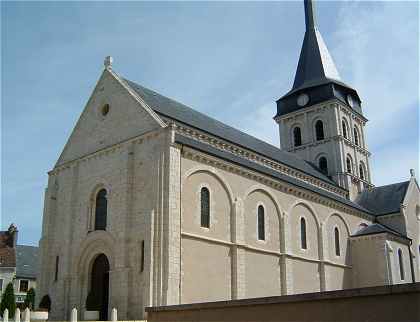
[7,223,18,248]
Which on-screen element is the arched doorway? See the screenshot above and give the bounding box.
[86,254,109,321]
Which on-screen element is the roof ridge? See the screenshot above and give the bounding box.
[373,180,410,189]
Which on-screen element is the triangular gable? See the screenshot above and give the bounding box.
[402,176,420,206]
[55,68,165,167]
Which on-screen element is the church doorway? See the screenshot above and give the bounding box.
[86,254,110,321]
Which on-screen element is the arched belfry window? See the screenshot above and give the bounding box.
[300,217,307,250]
[346,156,353,174]
[398,249,405,280]
[354,127,360,146]
[315,120,325,141]
[342,120,348,139]
[257,205,265,241]
[200,187,210,228]
[293,127,302,147]
[95,189,108,230]
[359,162,365,180]
[334,227,340,256]
[319,157,328,175]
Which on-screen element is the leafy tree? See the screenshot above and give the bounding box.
[24,288,35,310]
[0,282,16,318]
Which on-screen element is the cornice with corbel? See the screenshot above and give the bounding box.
[170,121,348,198]
[182,146,373,221]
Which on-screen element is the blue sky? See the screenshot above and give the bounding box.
[1,1,419,246]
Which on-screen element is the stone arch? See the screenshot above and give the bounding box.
[311,116,328,141]
[244,186,284,221]
[341,117,350,139]
[244,186,282,251]
[183,166,234,205]
[288,200,321,259]
[324,213,351,236]
[87,182,112,231]
[287,200,321,231]
[182,166,233,242]
[314,152,329,175]
[324,213,351,264]
[290,122,304,147]
[75,230,116,276]
[74,231,116,314]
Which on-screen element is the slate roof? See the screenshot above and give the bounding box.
[352,223,407,239]
[16,245,38,279]
[355,181,409,216]
[276,0,363,118]
[125,79,337,186]
[123,79,373,214]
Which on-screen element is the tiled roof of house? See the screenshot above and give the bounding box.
[0,247,16,268]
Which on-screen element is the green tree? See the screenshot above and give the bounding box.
[24,288,35,310]
[0,282,16,318]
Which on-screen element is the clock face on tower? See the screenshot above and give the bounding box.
[297,93,309,107]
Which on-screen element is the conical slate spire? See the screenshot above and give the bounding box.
[291,0,342,92]
[304,0,316,30]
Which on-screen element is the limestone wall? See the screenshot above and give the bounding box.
[178,146,373,303]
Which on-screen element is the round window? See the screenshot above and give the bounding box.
[101,104,110,116]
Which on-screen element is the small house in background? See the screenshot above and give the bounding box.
[0,224,39,309]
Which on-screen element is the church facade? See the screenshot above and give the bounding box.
[37,1,420,320]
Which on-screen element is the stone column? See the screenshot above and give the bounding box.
[163,130,182,305]
[280,211,293,294]
[318,222,327,291]
[231,197,245,299]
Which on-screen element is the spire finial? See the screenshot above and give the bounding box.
[304,0,317,30]
[104,56,113,69]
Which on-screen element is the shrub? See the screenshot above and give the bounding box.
[38,295,51,312]
[24,288,35,310]
[0,282,16,318]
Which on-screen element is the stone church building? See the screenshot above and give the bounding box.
[37,0,420,320]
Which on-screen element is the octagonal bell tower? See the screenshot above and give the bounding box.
[274,0,373,200]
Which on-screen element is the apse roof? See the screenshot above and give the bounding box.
[352,223,407,239]
[355,181,409,216]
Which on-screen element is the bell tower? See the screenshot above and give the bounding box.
[274,0,373,200]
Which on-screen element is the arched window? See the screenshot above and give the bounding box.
[398,249,405,280]
[300,217,307,250]
[293,127,302,147]
[342,120,348,139]
[315,120,325,141]
[54,256,59,281]
[200,187,210,228]
[359,163,365,180]
[334,227,340,256]
[354,127,360,146]
[257,205,265,240]
[346,156,352,174]
[140,240,145,273]
[319,157,328,175]
[95,189,108,231]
